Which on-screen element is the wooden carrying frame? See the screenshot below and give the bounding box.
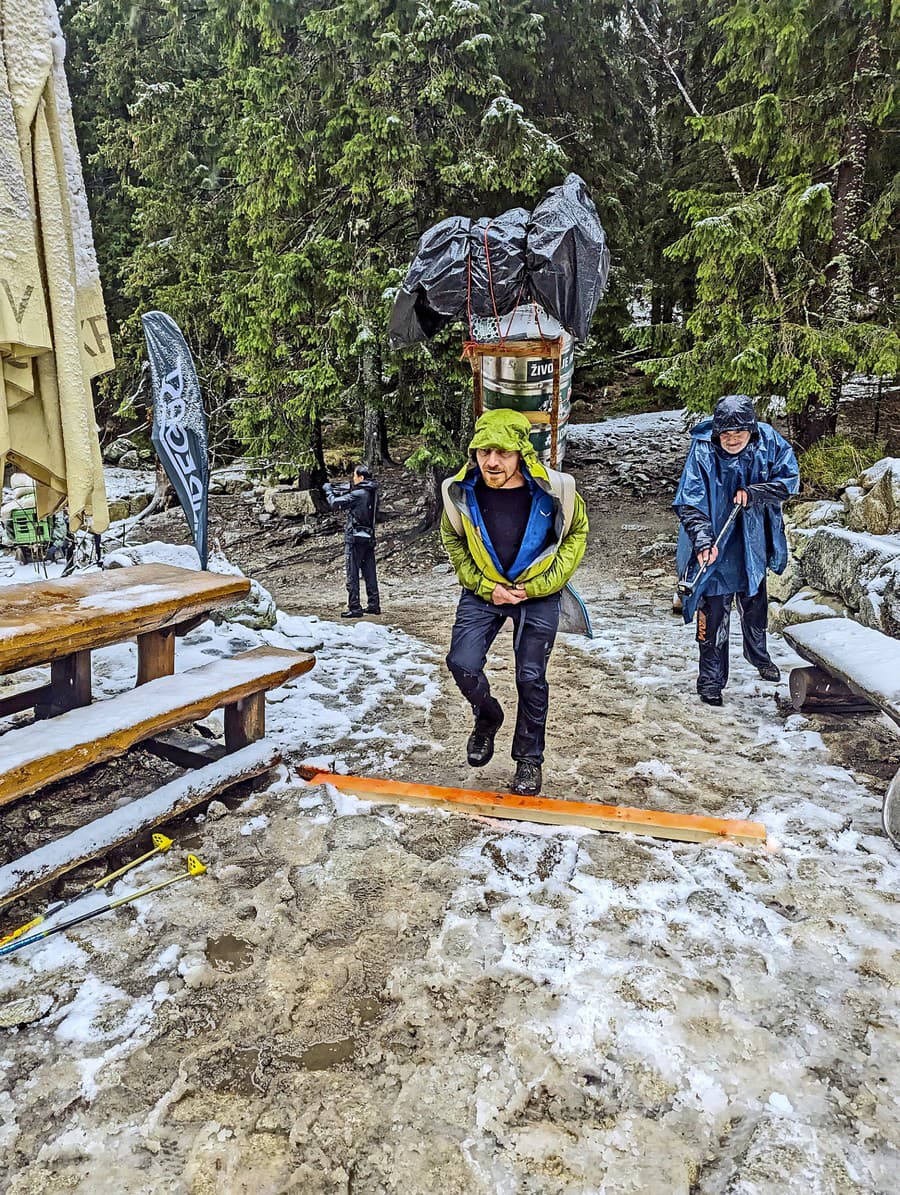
[465,338,564,468]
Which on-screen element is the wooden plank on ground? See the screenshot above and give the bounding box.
[297,768,767,846]
[0,564,250,674]
[0,741,282,908]
[144,729,228,769]
[0,647,314,807]
[784,618,900,727]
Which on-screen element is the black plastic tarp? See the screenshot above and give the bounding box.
[389,174,609,348]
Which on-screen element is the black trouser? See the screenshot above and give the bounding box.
[345,537,379,611]
[446,589,560,763]
[696,581,771,693]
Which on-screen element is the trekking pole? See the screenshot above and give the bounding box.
[0,833,174,948]
[677,504,741,598]
[0,855,207,959]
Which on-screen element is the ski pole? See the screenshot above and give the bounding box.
[0,833,174,948]
[0,855,207,959]
[677,504,741,598]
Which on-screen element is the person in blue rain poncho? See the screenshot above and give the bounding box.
[673,394,800,705]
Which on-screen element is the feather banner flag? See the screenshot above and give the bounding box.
[141,311,209,568]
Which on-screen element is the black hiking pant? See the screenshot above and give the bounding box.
[345,537,380,612]
[696,581,771,693]
[446,589,560,763]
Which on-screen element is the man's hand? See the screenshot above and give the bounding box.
[734,489,749,507]
[697,545,719,568]
[492,584,527,605]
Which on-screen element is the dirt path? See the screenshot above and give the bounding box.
[2,414,899,1194]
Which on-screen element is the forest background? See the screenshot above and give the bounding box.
[62,0,898,498]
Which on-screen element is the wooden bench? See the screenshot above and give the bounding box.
[783,618,900,848]
[0,646,314,808]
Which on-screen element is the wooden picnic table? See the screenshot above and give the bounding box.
[0,564,250,719]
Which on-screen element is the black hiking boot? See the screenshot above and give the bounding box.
[365,606,382,615]
[510,759,542,796]
[698,688,723,707]
[341,608,364,619]
[466,716,503,767]
[757,660,781,682]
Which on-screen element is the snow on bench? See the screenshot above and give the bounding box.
[783,618,900,848]
[783,618,900,727]
[0,646,314,807]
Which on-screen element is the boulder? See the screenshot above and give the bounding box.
[103,437,134,464]
[784,500,843,530]
[106,499,129,523]
[841,485,864,511]
[800,525,900,635]
[215,578,278,630]
[847,463,900,535]
[769,587,845,635]
[262,487,318,518]
[767,556,804,603]
[858,456,900,490]
[118,450,140,469]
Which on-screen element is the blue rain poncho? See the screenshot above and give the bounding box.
[673,395,800,622]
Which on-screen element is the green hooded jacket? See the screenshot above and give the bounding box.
[440,408,588,601]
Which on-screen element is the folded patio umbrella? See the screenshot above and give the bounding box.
[0,0,114,531]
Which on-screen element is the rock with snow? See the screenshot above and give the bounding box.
[847,462,900,535]
[858,456,900,491]
[841,485,864,511]
[769,587,846,634]
[784,500,843,530]
[800,526,900,635]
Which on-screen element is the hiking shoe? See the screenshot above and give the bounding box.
[698,688,723,707]
[340,609,365,619]
[757,661,781,682]
[510,759,542,796]
[467,717,502,767]
[365,606,382,615]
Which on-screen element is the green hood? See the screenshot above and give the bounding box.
[462,408,545,480]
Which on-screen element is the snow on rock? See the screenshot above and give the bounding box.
[799,525,900,636]
[768,586,847,634]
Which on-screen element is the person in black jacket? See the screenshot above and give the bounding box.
[323,465,381,618]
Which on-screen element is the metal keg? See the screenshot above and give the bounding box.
[473,307,575,468]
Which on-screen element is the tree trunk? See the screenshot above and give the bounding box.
[420,464,449,531]
[790,401,839,450]
[363,403,389,468]
[361,333,391,467]
[297,417,326,490]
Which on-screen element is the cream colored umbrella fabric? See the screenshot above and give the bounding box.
[1,0,113,531]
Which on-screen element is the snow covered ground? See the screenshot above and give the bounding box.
[1,411,898,1193]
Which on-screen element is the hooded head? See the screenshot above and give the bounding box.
[711,394,758,455]
[467,408,540,488]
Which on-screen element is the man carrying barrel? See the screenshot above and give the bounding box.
[440,408,588,795]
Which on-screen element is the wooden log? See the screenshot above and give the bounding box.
[224,692,266,751]
[297,768,767,847]
[137,628,176,685]
[144,729,227,769]
[0,741,282,908]
[0,683,53,719]
[789,666,879,713]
